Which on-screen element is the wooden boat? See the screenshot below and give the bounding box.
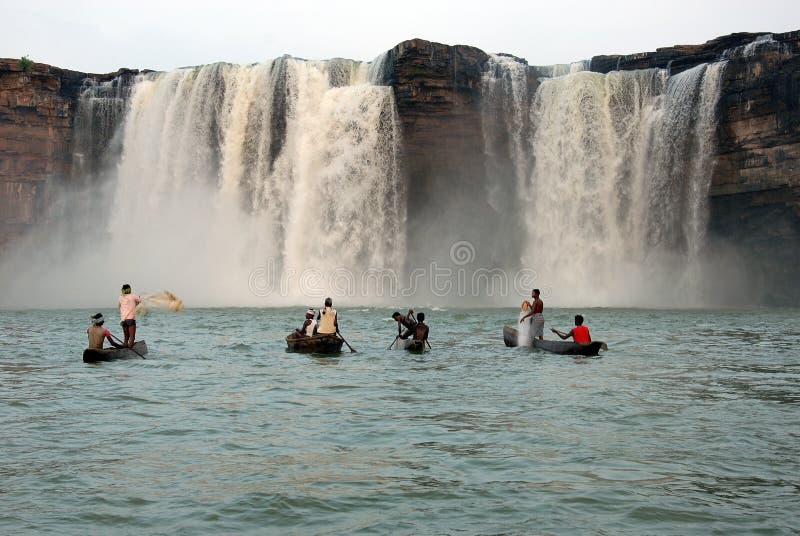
[394,338,426,352]
[285,332,344,354]
[83,340,148,363]
[503,326,606,356]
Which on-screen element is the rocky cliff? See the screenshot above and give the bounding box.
[381,39,497,264]
[587,31,800,304]
[382,33,800,303]
[1,30,798,303]
[708,32,800,304]
[0,59,136,248]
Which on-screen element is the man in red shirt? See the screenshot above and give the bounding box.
[551,314,592,343]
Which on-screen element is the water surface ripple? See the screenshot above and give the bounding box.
[1,308,798,534]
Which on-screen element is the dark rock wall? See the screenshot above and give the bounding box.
[384,39,495,265]
[587,31,800,303]
[709,32,800,305]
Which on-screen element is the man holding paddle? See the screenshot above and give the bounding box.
[392,309,417,340]
[86,313,124,350]
[316,298,338,334]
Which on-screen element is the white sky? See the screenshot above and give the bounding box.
[2,0,799,73]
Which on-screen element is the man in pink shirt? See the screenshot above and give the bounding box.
[118,283,142,348]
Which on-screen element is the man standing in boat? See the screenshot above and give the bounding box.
[118,283,142,348]
[392,309,417,340]
[551,314,592,343]
[316,297,338,335]
[87,313,124,350]
[519,289,545,340]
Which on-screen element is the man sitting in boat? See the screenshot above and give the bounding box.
[551,315,591,343]
[294,309,318,337]
[316,297,338,334]
[519,289,545,340]
[392,309,417,339]
[412,312,429,344]
[86,313,124,350]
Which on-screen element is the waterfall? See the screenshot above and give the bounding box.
[534,60,590,79]
[72,75,133,181]
[481,55,531,211]
[105,57,404,303]
[515,62,727,306]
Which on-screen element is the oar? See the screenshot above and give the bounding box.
[336,329,357,353]
[110,333,146,359]
[387,323,401,350]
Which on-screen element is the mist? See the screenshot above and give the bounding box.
[0,48,753,310]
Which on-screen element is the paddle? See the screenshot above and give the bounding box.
[336,329,357,353]
[387,324,401,350]
[110,333,146,359]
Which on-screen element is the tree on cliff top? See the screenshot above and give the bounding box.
[17,55,33,73]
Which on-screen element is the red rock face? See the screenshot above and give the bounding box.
[0,59,75,247]
[0,59,136,248]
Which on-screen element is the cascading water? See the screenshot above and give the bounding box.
[1,43,731,308]
[72,76,132,181]
[0,56,403,307]
[506,62,728,306]
[534,60,590,79]
[108,57,404,303]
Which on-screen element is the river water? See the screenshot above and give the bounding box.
[1,307,798,534]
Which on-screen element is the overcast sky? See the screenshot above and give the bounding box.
[2,0,798,73]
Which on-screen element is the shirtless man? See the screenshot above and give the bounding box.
[412,312,429,344]
[86,313,123,350]
[392,309,417,340]
[520,288,545,340]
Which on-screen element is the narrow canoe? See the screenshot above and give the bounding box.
[286,332,344,354]
[83,340,148,363]
[503,326,606,356]
[394,338,426,352]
